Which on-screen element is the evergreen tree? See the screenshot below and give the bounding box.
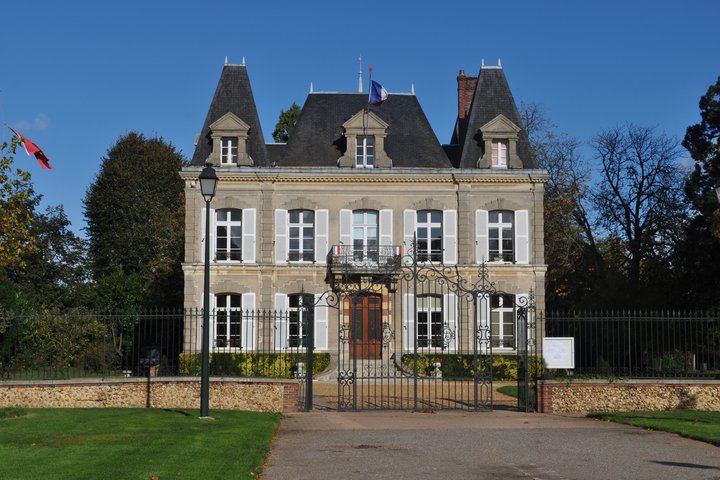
[272,102,301,143]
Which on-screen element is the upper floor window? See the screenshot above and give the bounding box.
[216,209,242,261]
[417,295,443,348]
[491,294,515,349]
[288,294,314,348]
[416,210,442,262]
[221,137,238,164]
[215,293,242,348]
[356,136,375,168]
[353,210,378,261]
[488,210,513,262]
[491,140,508,168]
[289,210,315,262]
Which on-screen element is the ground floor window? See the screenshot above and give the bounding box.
[215,293,242,348]
[417,295,443,348]
[491,294,515,349]
[289,294,314,348]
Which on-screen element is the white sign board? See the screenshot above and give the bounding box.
[543,337,575,369]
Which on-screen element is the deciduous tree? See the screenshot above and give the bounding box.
[272,102,301,143]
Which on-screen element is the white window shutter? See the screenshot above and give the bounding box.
[403,209,416,264]
[443,209,457,265]
[314,294,328,351]
[476,210,489,264]
[477,293,490,353]
[242,208,256,263]
[515,210,529,264]
[241,293,256,351]
[515,293,529,351]
[403,293,415,352]
[339,209,352,247]
[315,209,329,264]
[379,209,393,246]
[443,293,457,352]
[200,207,206,262]
[274,293,288,350]
[274,209,288,264]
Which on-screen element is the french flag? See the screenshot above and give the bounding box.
[369,80,388,106]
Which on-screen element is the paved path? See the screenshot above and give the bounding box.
[261,409,720,480]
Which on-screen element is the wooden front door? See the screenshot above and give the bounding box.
[350,295,382,359]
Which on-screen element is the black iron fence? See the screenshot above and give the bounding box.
[0,309,326,386]
[544,310,720,378]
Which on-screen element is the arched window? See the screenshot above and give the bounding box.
[488,210,514,262]
[416,210,442,262]
[288,293,314,348]
[288,210,315,262]
[417,295,443,348]
[352,210,379,261]
[216,209,242,261]
[214,293,242,348]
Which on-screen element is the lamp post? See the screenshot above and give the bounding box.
[199,163,218,418]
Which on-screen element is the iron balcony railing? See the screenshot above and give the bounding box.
[328,244,403,273]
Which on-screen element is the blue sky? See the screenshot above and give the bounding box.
[1,0,717,236]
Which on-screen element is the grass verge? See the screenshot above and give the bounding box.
[0,408,280,479]
[589,410,720,446]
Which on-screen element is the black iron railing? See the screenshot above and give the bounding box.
[328,245,402,272]
[544,310,720,378]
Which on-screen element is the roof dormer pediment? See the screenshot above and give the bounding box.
[343,110,389,134]
[479,114,521,136]
[209,112,250,134]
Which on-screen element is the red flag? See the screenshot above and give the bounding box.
[8,127,54,169]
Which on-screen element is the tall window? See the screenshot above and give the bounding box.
[417,210,442,262]
[289,210,314,262]
[488,210,514,262]
[216,209,242,261]
[215,293,242,348]
[352,210,378,261]
[288,294,314,348]
[491,294,515,349]
[491,140,508,167]
[417,295,443,348]
[356,136,375,167]
[221,137,238,164]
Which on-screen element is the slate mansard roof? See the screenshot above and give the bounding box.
[190,64,537,170]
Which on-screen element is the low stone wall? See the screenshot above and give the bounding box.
[0,377,299,413]
[538,379,720,414]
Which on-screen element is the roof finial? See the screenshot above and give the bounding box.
[224,56,228,65]
[358,55,363,93]
[498,58,502,68]
[310,82,314,93]
[411,82,415,95]
[481,58,485,67]
[242,56,246,66]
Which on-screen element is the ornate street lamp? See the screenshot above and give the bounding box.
[199,164,218,418]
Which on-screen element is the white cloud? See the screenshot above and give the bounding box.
[16,114,49,131]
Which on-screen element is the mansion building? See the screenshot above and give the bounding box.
[180,61,547,357]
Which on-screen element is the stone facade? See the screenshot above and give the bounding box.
[538,380,720,413]
[0,378,298,413]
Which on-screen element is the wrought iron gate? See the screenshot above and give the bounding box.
[516,293,538,412]
[325,241,519,411]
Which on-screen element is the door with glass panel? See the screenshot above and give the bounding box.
[352,210,378,262]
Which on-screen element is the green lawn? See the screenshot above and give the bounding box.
[497,385,519,398]
[0,408,280,479]
[589,410,720,446]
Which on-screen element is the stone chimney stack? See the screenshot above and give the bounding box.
[457,69,478,121]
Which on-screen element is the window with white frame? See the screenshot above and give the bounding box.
[352,210,379,261]
[488,210,514,262]
[215,293,242,348]
[221,137,238,164]
[491,294,515,349]
[416,210,442,262]
[288,210,315,262]
[356,136,375,167]
[417,295,443,348]
[491,139,508,167]
[288,294,314,348]
[216,209,242,261]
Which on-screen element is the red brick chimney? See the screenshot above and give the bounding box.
[457,69,478,121]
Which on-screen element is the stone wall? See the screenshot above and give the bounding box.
[0,377,299,413]
[538,380,720,414]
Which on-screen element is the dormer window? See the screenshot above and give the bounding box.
[338,110,391,168]
[356,136,375,167]
[491,140,508,168]
[221,137,238,165]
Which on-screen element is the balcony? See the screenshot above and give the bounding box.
[328,245,403,278]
